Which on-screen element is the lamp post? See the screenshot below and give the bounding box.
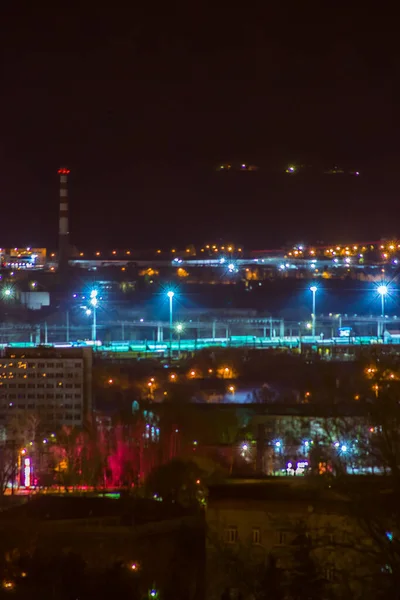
[176,323,183,358]
[82,289,99,343]
[90,290,98,342]
[167,291,174,357]
[377,285,388,317]
[310,286,317,337]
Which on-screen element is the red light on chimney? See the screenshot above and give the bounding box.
[58,168,70,175]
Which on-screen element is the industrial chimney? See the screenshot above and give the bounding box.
[58,167,70,270]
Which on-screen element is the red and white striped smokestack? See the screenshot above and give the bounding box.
[58,167,70,269]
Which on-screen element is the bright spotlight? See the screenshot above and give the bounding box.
[167,291,174,299]
[310,286,318,293]
[377,285,388,296]
[175,323,183,333]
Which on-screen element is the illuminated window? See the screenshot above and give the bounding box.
[224,527,238,544]
[252,528,261,545]
[278,532,287,546]
[325,567,336,581]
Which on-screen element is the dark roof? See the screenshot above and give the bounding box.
[0,495,122,521]
[0,495,189,523]
[181,402,371,417]
[208,476,394,505]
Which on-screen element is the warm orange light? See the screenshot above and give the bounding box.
[108,379,113,384]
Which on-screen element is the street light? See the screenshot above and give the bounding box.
[377,284,388,317]
[2,287,13,299]
[310,286,318,337]
[167,291,174,357]
[175,322,183,358]
[89,290,99,341]
[81,289,99,342]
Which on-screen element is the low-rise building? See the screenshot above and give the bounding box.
[206,479,387,599]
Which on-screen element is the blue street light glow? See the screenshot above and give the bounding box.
[275,441,281,448]
[167,291,174,299]
[341,445,347,452]
[377,285,388,296]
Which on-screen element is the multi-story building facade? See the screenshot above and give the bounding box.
[0,346,92,437]
[206,479,387,600]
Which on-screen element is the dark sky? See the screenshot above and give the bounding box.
[0,5,398,250]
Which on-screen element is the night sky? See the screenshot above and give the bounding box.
[1,5,398,250]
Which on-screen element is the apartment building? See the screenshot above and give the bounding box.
[0,346,92,435]
[206,479,384,599]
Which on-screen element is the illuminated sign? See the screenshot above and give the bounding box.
[24,457,31,488]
